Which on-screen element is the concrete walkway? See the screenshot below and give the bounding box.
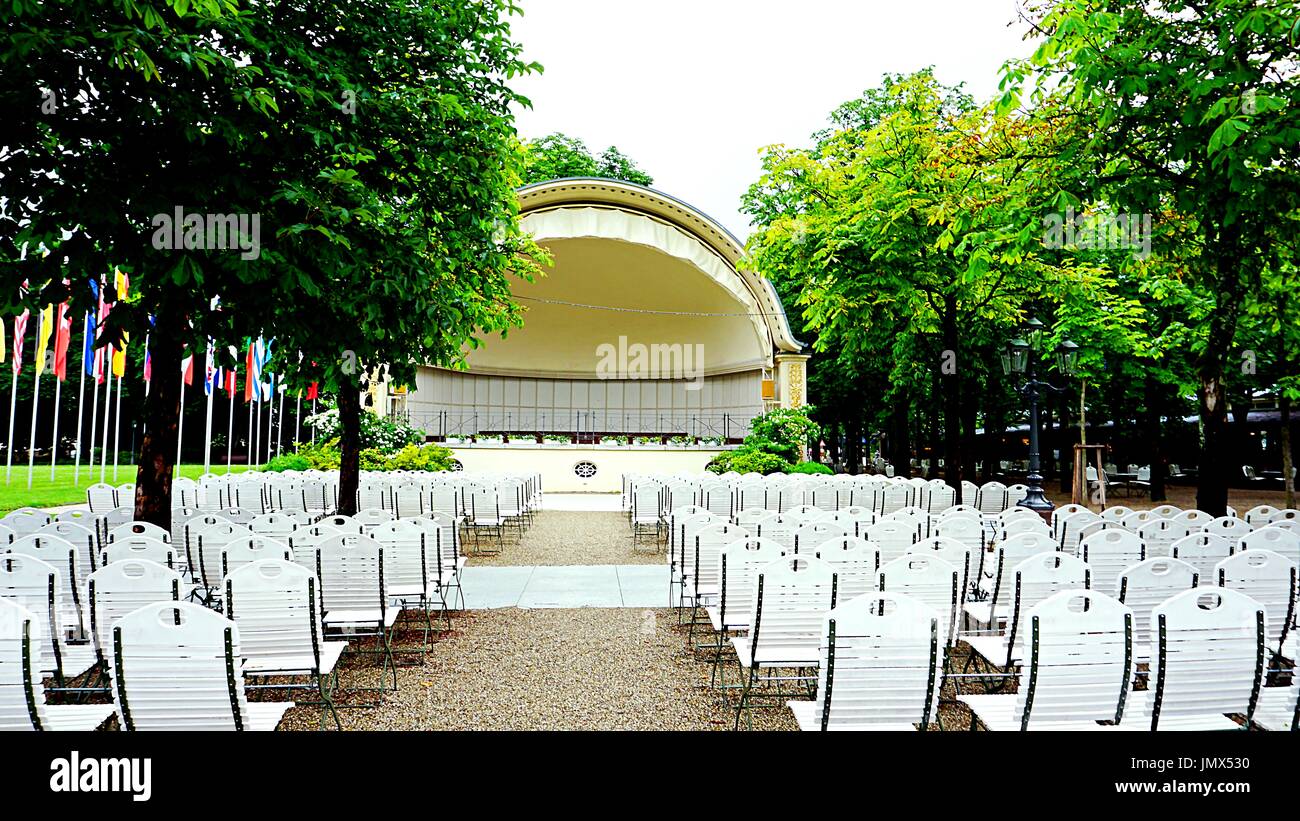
[459,564,668,609]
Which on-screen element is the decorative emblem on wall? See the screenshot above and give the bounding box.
[574,460,598,479]
[788,362,805,407]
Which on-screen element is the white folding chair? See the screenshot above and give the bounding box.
[1117,557,1200,662]
[0,598,115,730]
[111,601,293,730]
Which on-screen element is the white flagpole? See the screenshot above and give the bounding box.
[86,364,100,484]
[4,370,16,484]
[176,375,186,468]
[276,386,285,457]
[73,315,87,485]
[49,376,62,481]
[311,398,316,443]
[112,368,123,482]
[203,380,214,475]
[99,350,112,484]
[252,393,261,469]
[294,394,302,449]
[246,394,254,471]
[226,389,234,474]
[26,311,44,490]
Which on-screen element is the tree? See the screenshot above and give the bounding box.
[2,0,542,526]
[744,71,1140,501]
[1004,0,1300,515]
[521,132,653,185]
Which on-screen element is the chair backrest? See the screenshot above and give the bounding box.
[976,482,1008,515]
[830,506,876,536]
[225,560,324,671]
[985,532,1057,590]
[102,535,178,570]
[876,554,960,647]
[1117,557,1199,659]
[1170,532,1234,580]
[108,521,171,546]
[195,522,251,590]
[247,512,300,538]
[1203,516,1252,548]
[1050,504,1089,537]
[315,534,387,615]
[932,516,984,560]
[37,521,100,576]
[715,538,788,628]
[808,537,880,600]
[1098,505,1133,522]
[1240,525,1300,567]
[1079,528,1146,595]
[7,534,85,637]
[1144,588,1266,730]
[86,483,118,512]
[998,552,1091,666]
[1244,504,1280,526]
[748,556,840,660]
[810,592,942,730]
[907,536,972,604]
[370,520,430,592]
[997,516,1051,543]
[0,597,55,729]
[793,521,854,554]
[1013,590,1135,729]
[221,536,293,579]
[87,559,182,667]
[1056,510,1103,556]
[111,601,253,730]
[1215,549,1296,651]
[392,482,426,518]
[862,520,917,565]
[317,515,365,534]
[687,523,750,593]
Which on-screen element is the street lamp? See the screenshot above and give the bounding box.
[1001,320,1079,519]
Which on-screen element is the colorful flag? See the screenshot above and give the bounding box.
[204,341,218,396]
[306,382,319,401]
[93,277,108,383]
[181,353,194,386]
[0,316,6,364]
[111,270,129,378]
[34,304,53,376]
[13,309,30,376]
[54,302,72,381]
[244,340,256,402]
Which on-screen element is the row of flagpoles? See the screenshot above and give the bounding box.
[3,275,320,489]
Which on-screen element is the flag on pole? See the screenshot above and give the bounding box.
[306,382,319,401]
[181,352,194,385]
[13,309,30,375]
[34,304,53,376]
[244,340,257,402]
[0,317,6,363]
[54,302,71,381]
[93,278,108,383]
[111,271,129,378]
[204,341,218,396]
[83,282,98,379]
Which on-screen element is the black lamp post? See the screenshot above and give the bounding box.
[1001,319,1079,519]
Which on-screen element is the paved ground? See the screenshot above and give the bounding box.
[278,608,798,731]
[466,509,661,567]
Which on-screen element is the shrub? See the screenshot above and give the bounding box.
[263,453,311,472]
[295,438,341,470]
[746,406,820,463]
[706,446,792,475]
[387,443,455,472]
[791,460,833,475]
[303,406,425,452]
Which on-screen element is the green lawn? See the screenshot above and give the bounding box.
[0,463,254,514]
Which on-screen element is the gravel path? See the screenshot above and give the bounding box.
[465,510,662,566]
[279,608,797,731]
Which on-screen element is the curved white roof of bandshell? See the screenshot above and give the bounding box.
[516,177,803,356]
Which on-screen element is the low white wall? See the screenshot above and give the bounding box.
[448,445,724,492]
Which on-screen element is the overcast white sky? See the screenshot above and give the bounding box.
[510,0,1036,239]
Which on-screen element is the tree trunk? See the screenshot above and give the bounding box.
[1146,378,1167,502]
[941,302,963,500]
[336,383,361,515]
[846,418,862,476]
[1282,395,1294,509]
[888,401,909,477]
[1058,391,1073,493]
[1196,373,1230,517]
[133,325,184,530]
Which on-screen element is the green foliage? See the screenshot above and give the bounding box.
[295,438,342,471]
[304,408,424,452]
[747,407,821,462]
[263,454,312,473]
[706,448,793,476]
[791,461,833,475]
[522,133,654,186]
[299,439,454,472]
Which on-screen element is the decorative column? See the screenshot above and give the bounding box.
[775,353,811,409]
